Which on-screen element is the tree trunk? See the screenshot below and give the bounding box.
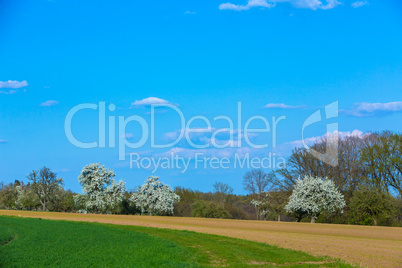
[311,216,316,223]
[277,214,281,222]
[41,199,46,211]
[43,193,47,211]
[372,216,378,226]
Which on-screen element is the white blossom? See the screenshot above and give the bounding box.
[285,175,346,221]
[75,163,125,213]
[251,199,262,208]
[14,185,25,208]
[130,176,180,215]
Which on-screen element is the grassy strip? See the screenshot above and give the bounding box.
[115,224,352,267]
[0,216,352,267]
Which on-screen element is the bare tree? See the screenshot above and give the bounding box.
[28,167,63,211]
[243,169,274,220]
[243,169,273,197]
[213,182,233,207]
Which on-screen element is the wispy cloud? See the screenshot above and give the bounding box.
[274,129,365,156]
[351,1,368,8]
[264,103,305,109]
[121,133,135,139]
[286,129,364,146]
[157,146,255,159]
[291,0,341,9]
[164,127,214,140]
[342,102,402,117]
[184,11,196,14]
[0,80,28,89]
[219,0,341,11]
[0,89,19,95]
[40,100,59,107]
[130,97,173,108]
[0,140,8,144]
[163,128,259,149]
[219,0,275,11]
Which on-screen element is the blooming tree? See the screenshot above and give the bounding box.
[15,185,40,210]
[285,175,346,223]
[74,163,125,213]
[250,199,266,220]
[130,176,180,215]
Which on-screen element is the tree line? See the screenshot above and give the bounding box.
[0,131,401,226]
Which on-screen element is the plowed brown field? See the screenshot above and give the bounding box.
[1,210,401,267]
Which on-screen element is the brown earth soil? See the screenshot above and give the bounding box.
[1,210,401,267]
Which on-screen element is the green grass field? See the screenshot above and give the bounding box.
[0,216,351,267]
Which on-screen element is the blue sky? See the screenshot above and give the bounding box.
[0,0,401,194]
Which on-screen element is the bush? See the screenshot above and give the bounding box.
[191,200,231,219]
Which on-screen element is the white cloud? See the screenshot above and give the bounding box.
[0,89,18,95]
[274,129,365,156]
[155,146,254,159]
[162,128,262,150]
[130,97,173,108]
[40,100,59,107]
[264,103,305,109]
[0,80,28,94]
[121,133,135,139]
[184,11,196,14]
[163,131,180,141]
[289,0,341,10]
[163,127,215,142]
[351,1,368,8]
[286,129,364,146]
[342,102,402,117]
[219,0,341,11]
[219,0,275,11]
[0,80,28,89]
